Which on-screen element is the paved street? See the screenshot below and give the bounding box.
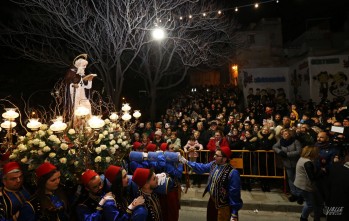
[179,206,326,221]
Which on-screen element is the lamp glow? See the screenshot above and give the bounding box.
[121,112,132,121]
[50,116,67,132]
[109,112,119,121]
[133,110,141,119]
[27,119,42,131]
[74,106,90,117]
[152,28,166,40]
[121,103,131,112]
[88,116,105,129]
[1,120,17,129]
[2,108,19,120]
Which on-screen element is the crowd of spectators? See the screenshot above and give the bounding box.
[130,85,349,195]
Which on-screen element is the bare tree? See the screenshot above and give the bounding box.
[1,0,203,107]
[131,1,245,120]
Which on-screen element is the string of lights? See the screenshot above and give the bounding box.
[157,0,279,23]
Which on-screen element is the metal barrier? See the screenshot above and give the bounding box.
[182,150,286,192]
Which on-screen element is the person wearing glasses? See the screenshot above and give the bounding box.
[179,146,243,221]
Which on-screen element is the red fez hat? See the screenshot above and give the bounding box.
[132,168,151,187]
[36,162,57,178]
[81,169,98,186]
[220,146,231,158]
[146,143,156,152]
[105,165,121,184]
[160,143,168,151]
[3,161,21,175]
[1,151,11,161]
[133,141,142,150]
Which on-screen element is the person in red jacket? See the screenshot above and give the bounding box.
[206,130,229,162]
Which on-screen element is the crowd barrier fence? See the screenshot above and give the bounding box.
[181,150,286,193]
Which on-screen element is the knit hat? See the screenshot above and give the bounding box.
[219,146,232,159]
[81,169,98,186]
[132,168,151,187]
[160,143,168,151]
[146,143,156,152]
[36,162,57,178]
[165,123,170,129]
[3,161,21,175]
[105,165,121,184]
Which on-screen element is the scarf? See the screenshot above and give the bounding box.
[280,137,295,147]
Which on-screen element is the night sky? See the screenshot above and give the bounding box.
[0,0,347,102]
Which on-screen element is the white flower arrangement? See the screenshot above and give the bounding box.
[10,113,132,184]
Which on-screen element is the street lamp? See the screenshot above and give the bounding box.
[152,27,166,41]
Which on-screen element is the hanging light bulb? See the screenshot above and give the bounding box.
[218,10,222,15]
[189,15,192,19]
[254,3,259,8]
[235,7,238,12]
[203,13,206,17]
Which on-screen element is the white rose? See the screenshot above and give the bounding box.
[26,132,32,137]
[94,139,101,145]
[109,134,114,139]
[59,158,67,164]
[21,157,28,163]
[117,138,122,144]
[27,140,33,147]
[38,150,44,155]
[38,130,45,137]
[47,129,53,135]
[105,157,111,163]
[30,150,37,154]
[68,149,76,155]
[18,144,27,152]
[114,144,119,150]
[33,138,40,145]
[110,140,116,146]
[18,136,25,142]
[60,143,68,150]
[13,149,19,154]
[49,135,57,141]
[126,144,132,149]
[120,132,125,137]
[9,154,17,159]
[121,141,127,147]
[103,130,108,136]
[54,138,61,144]
[104,119,110,124]
[100,145,107,150]
[39,141,46,148]
[68,129,76,135]
[122,136,127,140]
[43,146,51,152]
[98,134,105,139]
[40,124,48,130]
[112,123,117,128]
[110,147,116,154]
[94,156,102,163]
[95,147,102,154]
[49,152,56,158]
[74,161,79,166]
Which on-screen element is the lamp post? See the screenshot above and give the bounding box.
[1,108,19,151]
